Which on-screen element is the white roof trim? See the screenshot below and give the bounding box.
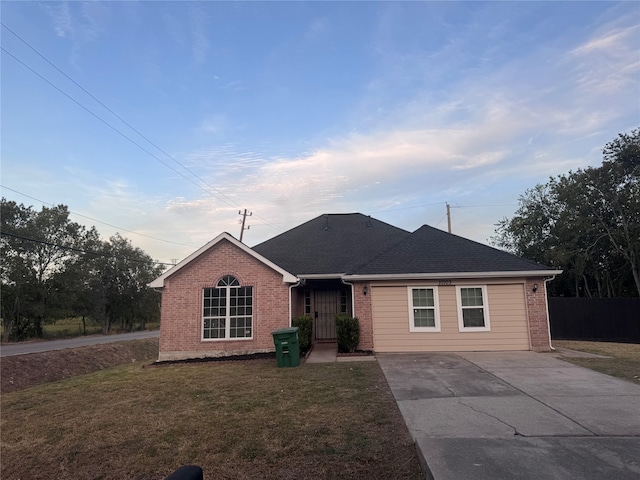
[297,273,346,279]
[343,270,562,281]
[148,232,298,288]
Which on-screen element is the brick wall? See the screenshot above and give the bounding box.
[353,281,374,350]
[525,277,552,352]
[158,240,291,361]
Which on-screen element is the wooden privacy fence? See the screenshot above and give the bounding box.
[549,297,640,343]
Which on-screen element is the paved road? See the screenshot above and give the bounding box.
[378,351,640,480]
[0,330,159,357]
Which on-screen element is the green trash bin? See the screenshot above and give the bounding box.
[272,327,300,368]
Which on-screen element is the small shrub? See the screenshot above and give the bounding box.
[336,314,360,353]
[292,315,313,355]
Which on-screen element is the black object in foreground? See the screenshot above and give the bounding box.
[164,465,203,480]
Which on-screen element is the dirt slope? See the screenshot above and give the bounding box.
[1,338,158,393]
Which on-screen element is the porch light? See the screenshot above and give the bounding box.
[363,285,369,295]
[532,284,538,293]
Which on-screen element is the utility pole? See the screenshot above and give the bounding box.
[238,209,252,242]
[446,202,460,233]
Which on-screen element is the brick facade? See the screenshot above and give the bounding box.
[158,239,291,361]
[352,281,374,350]
[525,277,552,351]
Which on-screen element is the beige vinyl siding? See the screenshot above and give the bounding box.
[371,282,530,352]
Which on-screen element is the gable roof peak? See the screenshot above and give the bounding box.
[252,213,411,275]
[148,231,297,288]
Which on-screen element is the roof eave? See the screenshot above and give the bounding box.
[297,273,347,279]
[343,270,562,281]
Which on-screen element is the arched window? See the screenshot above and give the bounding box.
[203,276,253,340]
[217,275,240,287]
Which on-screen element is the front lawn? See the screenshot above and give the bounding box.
[0,359,423,480]
[553,340,640,384]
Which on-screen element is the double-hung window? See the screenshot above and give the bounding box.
[203,275,253,340]
[408,287,440,332]
[457,286,490,331]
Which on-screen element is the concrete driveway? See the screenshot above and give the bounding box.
[378,351,640,480]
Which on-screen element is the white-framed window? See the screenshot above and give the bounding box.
[456,286,490,332]
[203,275,253,340]
[304,290,311,315]
[408,287,441,332]
[340,288,348,314]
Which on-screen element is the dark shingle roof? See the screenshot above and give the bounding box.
[354,224,551,274]
[252,214,553,277]
[252,213,411,275]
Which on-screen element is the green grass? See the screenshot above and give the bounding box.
[41,316,103,339]
[1,359,424,480]
[553,340,640,384]
[1,317,160,341]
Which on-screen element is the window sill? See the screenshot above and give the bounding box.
[201,337,254,342]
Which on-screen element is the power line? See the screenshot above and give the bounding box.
[1,185,198,249]
[247,202,450,229]
[1,23,251,211]
[1,24,285,236]
[1,30,282,237]
[457,203,518,208]
[0,230,175,266]
[367,201,447,215]
[208,200,519,234]
[1,45,240,209]
[0,23,285,239]
[434,213,448,229]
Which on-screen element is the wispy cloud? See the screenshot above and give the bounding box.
[569,24,640,97]
[13,1,637,261]
[42,1,110,41]
[305,17,328,42]
[42,2,73,37]
[200,114,227,135]
[165,5,639,246]
[189,4,209,65]
[40,1,111,70]
[80,1,109,41]
[572,24,639,55]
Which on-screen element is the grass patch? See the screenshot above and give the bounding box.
[553,340,640,384]
[42,316,103,339]
[1,359,423,480]
[1,318,160,341]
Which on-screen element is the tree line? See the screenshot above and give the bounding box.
[492,129,639,298]
[1,199,165,341]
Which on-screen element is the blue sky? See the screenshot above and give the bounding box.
[2,1,639,264]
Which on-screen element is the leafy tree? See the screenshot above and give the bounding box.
[1,200,90,340]
[492,128,640,297]
[52,226,102,333]
[1,198,163,340]
[1,200,31,340]
[89,234,162,333]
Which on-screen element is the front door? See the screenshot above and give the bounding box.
[315,290,338,340]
